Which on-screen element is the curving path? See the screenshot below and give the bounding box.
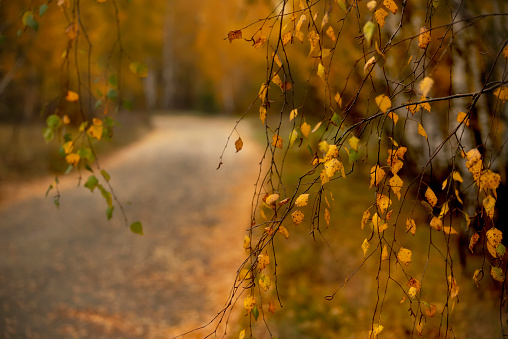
[0,115,260,338]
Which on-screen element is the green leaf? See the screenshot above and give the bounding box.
[63,133,73,142]
[496,243,506,257]
[84,175,99,192]
[95,99,102,108]
[98,185,113,207]
[252,306,259,321]
[348,149,360,162]
[107,89,117,100]
[104,116,119,127]
[123,99,133,111]
[96,89,103,97]
[46,114,62,129]
[331,112,341,126]
[64,164,73,174]
[54,195,60,208]
[45,184,53,197]
[39,3,48,16]
[106,206,114,220]
[108,74,118,87]
[43,127,54,142]
[363,21,375,45]
[129,62,148,77]
[130,221,144,235]
[78,147,95,163]
[101,170,111,182]
[22,11,39,31]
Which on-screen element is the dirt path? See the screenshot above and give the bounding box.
[0,115,260,338]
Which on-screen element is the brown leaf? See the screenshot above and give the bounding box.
[227,30,243,42]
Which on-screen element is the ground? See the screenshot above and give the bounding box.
[0,114,260,338]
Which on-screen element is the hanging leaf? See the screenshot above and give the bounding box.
[418,26,431,49]
[243,295,256,312]
[326,26,336,42]
[383,0,398,14]
[491,266,505,282]
[301,122,311,138]
[417,123,428,140]
[228,30,243,42]
[363,21,375,45]
[235,137,243,152]
[317,62,326,81]
[257,254,270,271]
[129,62,148,78]
[259,274,271,291]
[289,129,298,146]
[456,112,470,126]
[290,109,298,121]
[374,8,388,29]
[362,238,370,258]
[370,165,386,188]
[272,134,283,149]
[348,136,360,151]
[361,208,371,230]
[375,94,391,113]
[419,77,434,97]
[130,221,143,235]
[494,87,508,102]
[292,210,304,225]
[295,194,309,207]
[397,247,412,265]
[66,90,79,102]
[483,195,496,219]
[406,218,416,235]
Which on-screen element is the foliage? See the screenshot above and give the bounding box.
[206,0,508,337]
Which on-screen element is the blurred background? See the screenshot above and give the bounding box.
[0,0,507,338]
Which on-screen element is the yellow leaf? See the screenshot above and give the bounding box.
[259,106,267,124]
[416,321,424,336]
[370,165,386,188]
[381,244,389,260]
[406,218,416,235]
[324,158,343,178]
[65,153,80,167]
[419,76,434,97]
[443,227,458,235]
[326,26,336,42]
[271,74,283,88]
[62,141,74,154]
[466,148,483,180]
[295,193,309,207]
[376,194,392,214]
[417,123,427,140]
[438,202,449,219]
[456,111,470,126]
[301,122,311,138]
[292,210,304,225]
[66,90,79,102]
[258,83,269,102]
[272,52,282,67]
[290,109,298,121]
[228,30,243,42]
[259,274,271,291]
[239,329,246,339]
[364,56,376,74]
[486,227,502,247]
[272,134,283,149]
[235,137,243,152]
[243,295,256,312]
[452,171,463,183]
[87,119,103,140]
[375,94,391,113]
[334,92,342,107]
[374,8,388,29]
[308,30,320,53]
[265,193,279,207]
[430,216,442,231]
[441,178,448,190]
[278,225,289,239]
[63,115,71,124]
[424,187,437,207]
[348,136,360,151]
[362,238,370,258]
[455,188,463,204]
[361,208,371,230]
[494,86,508,102]
[312,121,322,133]
[418,26,431,49]
[368,324,384,338]
[254,36,267,48]
[448,275,459,299]
[320,170,330,185]
[324,208,330,227]
[387,111,398,124]
[367,0,377,11]
[408,286,417,298]
[257,254,270,271]
[318,140,330,155]
[363,21,375,46]
[289,129,298,146]
[473,269,482,287]
[317,62,326,81]
[243,235,250,252]
[383,0,398,14]
[479,170,501,191]
[371,212,387,233]
[397,247,412,265]
[469,233,479,253]
[483,195,496,219]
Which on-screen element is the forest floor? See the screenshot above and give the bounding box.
[0,114,260,338]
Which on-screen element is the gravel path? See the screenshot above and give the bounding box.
[0,115,260,338]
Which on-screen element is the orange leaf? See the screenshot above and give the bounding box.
[383,0,398,14]
[417,123,427,140]
[375,94,391,113]
[418,26,431,49]
[375,8,388,29]
[235,137,243,152]
[300,122,311,138]
[66,90,79,102]
[227,30,242,42]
